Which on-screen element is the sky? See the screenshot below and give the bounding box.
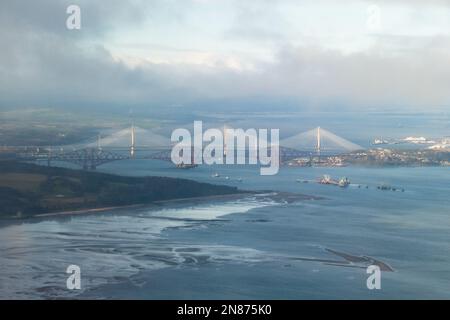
[1,0,450,112]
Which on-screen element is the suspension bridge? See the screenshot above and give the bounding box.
[7,126,363,170]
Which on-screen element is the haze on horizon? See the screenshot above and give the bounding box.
[1,0,450,113]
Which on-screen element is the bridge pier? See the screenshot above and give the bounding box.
[82,161,97,170]
[47,148,52,167]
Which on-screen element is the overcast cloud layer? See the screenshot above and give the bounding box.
[1,0,450,112]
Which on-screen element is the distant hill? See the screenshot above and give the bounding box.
[0,161,243,218]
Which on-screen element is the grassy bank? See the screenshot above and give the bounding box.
[0,161,243,218]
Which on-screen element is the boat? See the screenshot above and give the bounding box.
[318,174,333,184]
[378,184,405,192]
[176,163,198,169]
[318,175,350,188]
[377,184,392,191]
[338,177,350,188]
[372,138,389,145]
[212,173,220,178]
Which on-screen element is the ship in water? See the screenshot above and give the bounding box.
[318,175,350,188]
[338,177,350,187]
[176,151,198,169]
[372,138,389,145]
[176,162,198,169]
[377,183,405,192]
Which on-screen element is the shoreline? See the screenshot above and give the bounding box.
[34,192,257,218]
[0,191,320,226]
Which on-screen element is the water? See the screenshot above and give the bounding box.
[1,160,449,299]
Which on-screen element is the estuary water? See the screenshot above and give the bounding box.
[1,160,449,299]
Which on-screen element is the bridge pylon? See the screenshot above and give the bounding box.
[130,124,135,158]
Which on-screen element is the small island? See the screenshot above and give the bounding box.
[0,161,244,219]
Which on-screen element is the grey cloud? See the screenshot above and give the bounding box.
[0,0,188,38]
[224,1,291,44]
[257,44,450,108]
[1,0,450,112]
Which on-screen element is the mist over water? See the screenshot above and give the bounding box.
[153,110,450,148]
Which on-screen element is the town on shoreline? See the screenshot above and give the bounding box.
[285,148,450,167]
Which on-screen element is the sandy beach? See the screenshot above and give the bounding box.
[1,191,320,224]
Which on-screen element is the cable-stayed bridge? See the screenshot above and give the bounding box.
[11,125,171,170]
[280,127,363,154]
[9,126,362,170]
